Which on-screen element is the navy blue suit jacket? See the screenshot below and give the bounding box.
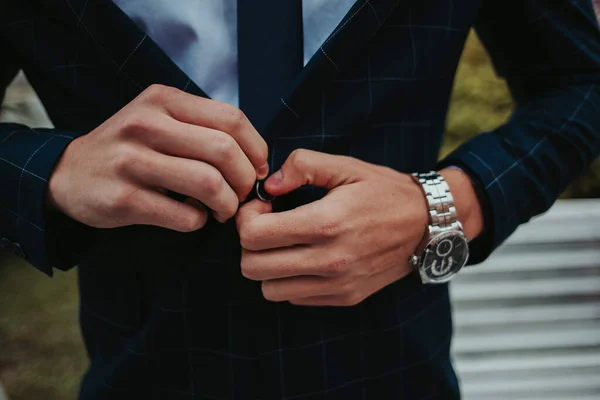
[1,0,600,398]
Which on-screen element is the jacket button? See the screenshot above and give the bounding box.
[13,243,26,258]
[0,237,26,259]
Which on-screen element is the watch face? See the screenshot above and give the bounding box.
[421,231,469,283]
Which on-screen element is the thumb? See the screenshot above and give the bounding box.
[236,199,272,232]
[264,149,360,195]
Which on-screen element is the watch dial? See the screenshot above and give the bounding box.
[422,233,469,282]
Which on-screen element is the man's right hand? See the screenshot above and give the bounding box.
[47,84,269,232]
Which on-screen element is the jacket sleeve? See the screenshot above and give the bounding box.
[437,0,600,264]
[0,45,88,276]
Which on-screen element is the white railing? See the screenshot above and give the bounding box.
[0,383,7,400]
[451,199,600,400]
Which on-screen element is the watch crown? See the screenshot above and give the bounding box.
[409,254,419,267]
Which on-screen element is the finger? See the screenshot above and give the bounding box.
[126,189,209,232]
[289,266,408,307]
[128,150,239,222]
[237,201,330,251]
[261,276,340,302]
[143,85,269,176]
[264,149,363,196]
[144,114,256,200]
[241,246,338,281]
[236,199,272,232]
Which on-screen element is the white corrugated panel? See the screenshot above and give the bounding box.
[450,199,600,400]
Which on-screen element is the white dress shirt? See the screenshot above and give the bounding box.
[112,0,355,106]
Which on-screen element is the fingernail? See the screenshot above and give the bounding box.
[257,162,269,179]
[268,169,283,183]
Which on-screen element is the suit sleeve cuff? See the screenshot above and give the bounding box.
[437,135,511,265]
[0,127,88,276]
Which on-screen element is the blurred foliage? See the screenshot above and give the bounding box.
[0,253,87,400]
[442,33,514,155]
[441,33,600,199]
[0,30,599,400]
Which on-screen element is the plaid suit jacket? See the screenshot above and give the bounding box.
[1,0,600,399]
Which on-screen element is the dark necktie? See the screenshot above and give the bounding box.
[237,0,304,132]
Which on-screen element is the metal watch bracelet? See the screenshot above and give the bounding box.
[412,171,461,231]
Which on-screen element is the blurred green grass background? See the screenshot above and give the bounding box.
[1,32,599,400]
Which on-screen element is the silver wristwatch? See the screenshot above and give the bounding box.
[409,171,469,284]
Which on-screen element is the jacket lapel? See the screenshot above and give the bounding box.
[47,0,399,140]
[263,0,401,141]
[48,0,206,102]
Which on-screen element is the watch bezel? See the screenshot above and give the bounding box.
[417,229,469,284]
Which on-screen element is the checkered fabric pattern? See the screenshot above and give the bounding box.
[1,0,600,399]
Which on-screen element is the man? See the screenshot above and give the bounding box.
[1,0,599,398]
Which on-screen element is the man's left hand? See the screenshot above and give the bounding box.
[236,149,482,306]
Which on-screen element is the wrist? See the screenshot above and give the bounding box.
[46,173,62,214]
[438,168,484,240]
[46,136,80,215]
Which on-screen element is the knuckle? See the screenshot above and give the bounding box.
[197,170,224,197]
[239,226,259,251]
[261,283,278,302]
[106,186,137,216]
[323,254,350,276]
[339,279,357,296]
[241,266,254,280]
[339,293,362,307]
[121,113,151,137]
[221,201,239,221]
[178,210,208,232]
[239,229,252,249]
[142,84,174,103]
[240,257,258,280]
[289,149,310,171]
[222,106,247,133]
[112,144,140,173]
[318,214,343,239]
[212,134,238,158]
